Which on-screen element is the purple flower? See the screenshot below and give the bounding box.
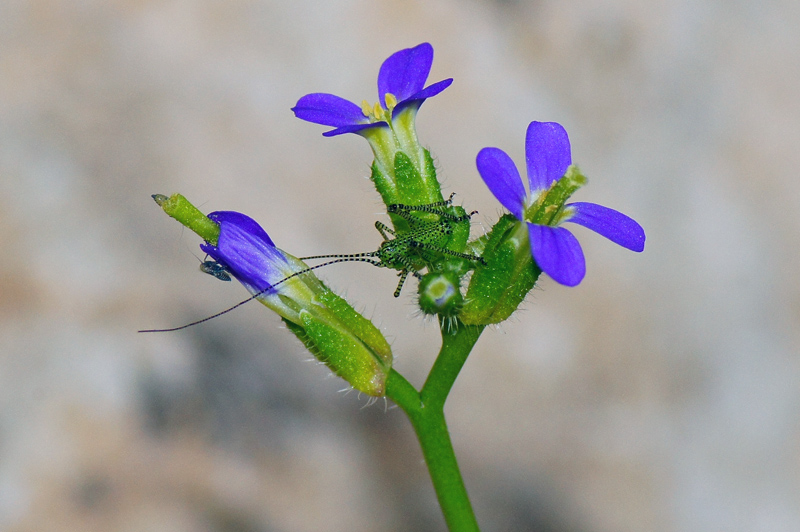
[291,43,452,137]
[200,211,291,296]
[200,211,315,312]
[477,121,645,286]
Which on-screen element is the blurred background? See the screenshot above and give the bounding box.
[2,0,799,531]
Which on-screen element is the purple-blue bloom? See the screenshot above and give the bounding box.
[200,211,292,297]
[477,121,645,286]
[198,210,325,326]
[291,43,452,137]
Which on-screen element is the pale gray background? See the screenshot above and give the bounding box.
[1,1,798,531]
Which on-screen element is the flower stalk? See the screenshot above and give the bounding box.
[385,322,486,532]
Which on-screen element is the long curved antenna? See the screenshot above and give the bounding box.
[299,252,376,261]
[139,256,381,333]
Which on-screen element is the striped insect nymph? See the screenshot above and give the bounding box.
[300,193,486,297]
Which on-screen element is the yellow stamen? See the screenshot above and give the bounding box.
[373,102,385,120]
[384,93,397,110]
[361,100,373,117]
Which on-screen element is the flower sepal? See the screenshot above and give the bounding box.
[284,290,393,396]
[393,149,443,207]
[369,146,444,216]
[460,214,541,325]
[152,193,221,245]
[526,165,588,226]
[238,255,393,397]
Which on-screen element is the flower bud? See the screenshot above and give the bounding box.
[201,211,393,396]
[418,271,463,317]
[152,195,393,396]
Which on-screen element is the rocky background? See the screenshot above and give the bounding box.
[1,1,799,531]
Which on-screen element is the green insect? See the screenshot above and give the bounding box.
[140,194,484,333]
[300,193,486,297]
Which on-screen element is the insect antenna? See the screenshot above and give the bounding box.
[138,256,380,334]
[299,252,377,261]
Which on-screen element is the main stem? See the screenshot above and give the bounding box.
[385,322,485,532]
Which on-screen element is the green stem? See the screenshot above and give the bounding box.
[385,321,486,532]
[422,322,485,409]
[150,192,487,528]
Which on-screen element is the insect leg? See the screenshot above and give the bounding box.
[387,194,476,223]
[408,240,488,265]
[393,270,410,297]
[374,220,396,240]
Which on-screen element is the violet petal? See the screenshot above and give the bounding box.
[525,121,572,193]
[528,223,586,286]
[201,211,287,294]
[392,78,453,115]
[378,43,433,102]
[322,121,389,137]
[206,211,275,247]
[476,147,527,219]
[292,93,365,127]
[565,202,646,252]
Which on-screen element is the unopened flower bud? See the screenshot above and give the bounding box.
[418,271,463,317]
[152,194,393,396]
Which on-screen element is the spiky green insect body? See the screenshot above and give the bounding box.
[302,193,486,297]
